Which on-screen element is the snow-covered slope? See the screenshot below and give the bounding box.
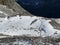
[0,16,60,39]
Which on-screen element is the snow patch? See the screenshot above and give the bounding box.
[0,16,60,38]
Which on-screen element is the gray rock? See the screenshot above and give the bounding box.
[0,4,16,17]
[0,0,32,16]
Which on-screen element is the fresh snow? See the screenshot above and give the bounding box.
[0,16,60,39]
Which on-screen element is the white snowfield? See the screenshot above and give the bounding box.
[0,16,60,39]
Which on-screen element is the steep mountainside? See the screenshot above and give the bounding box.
[0,0,32,16]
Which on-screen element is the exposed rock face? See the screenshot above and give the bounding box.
[0,4,16,17]
[0,0,32,16]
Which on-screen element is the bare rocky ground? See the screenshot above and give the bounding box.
[0,0,60,45]
[0,0,33,16]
